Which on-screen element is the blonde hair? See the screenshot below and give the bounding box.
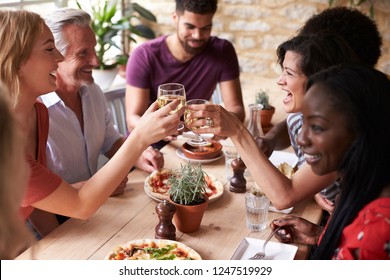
[0,83,34,259]
[0,10,44,108]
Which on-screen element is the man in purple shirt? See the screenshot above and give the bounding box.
[125,0,245,136]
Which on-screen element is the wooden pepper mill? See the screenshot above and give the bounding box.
[229,157,247,193]
[155,199,176,240]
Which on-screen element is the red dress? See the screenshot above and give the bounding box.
[20,102,62,219]
[333,197,390,260]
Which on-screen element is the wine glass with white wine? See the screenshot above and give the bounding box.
[157,83,186,130]
[184,99,211,147]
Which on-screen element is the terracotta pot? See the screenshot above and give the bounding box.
[118,64,126,79]
[169,196,208,233]
[260,106,275,134]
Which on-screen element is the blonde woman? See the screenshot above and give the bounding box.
[0,10,183,239]
[0,83,34,259]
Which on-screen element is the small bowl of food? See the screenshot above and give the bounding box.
[182,141,222,160]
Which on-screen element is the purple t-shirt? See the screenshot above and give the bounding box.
[126,35,240,104]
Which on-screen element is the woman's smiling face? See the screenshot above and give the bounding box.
[276,51,307,113]
[297,84,356,176]
[18,23,63,97]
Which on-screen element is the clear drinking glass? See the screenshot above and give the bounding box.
[245,190,269,231]
[157,83,186,130]
[224,148,238,181]
[184,99,211,147]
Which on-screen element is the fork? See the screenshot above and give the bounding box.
[248,227,281,260]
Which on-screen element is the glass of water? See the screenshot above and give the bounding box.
[245,190,269,231]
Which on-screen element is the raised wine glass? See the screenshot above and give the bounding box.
[157,83,186,130]
[184,99,211,147]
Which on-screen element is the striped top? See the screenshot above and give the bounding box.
[287,113,340,203]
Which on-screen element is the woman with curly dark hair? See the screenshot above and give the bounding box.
[271,64,390,259]
[189,33,359,213]
[253,6,383,213]
[298,6,382,67]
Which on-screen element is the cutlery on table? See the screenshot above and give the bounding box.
[248,226,281,260]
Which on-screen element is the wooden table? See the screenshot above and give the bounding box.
[16,140,323,260]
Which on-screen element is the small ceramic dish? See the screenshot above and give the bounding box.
[181,141,222,160]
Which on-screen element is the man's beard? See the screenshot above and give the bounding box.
[179,37,207,56]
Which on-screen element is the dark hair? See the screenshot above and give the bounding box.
[175,0,217,15]
[298,7,382,67]
[277,33,359,77]
[306,64,390,259]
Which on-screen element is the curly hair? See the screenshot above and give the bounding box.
[298,7,382,67]
[306,64,390,259]
[277,32,359,77]
[176,0,217,15]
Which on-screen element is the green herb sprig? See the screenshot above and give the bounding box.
[168,163,207,205]
[144,245,175,260]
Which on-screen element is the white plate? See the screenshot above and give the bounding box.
[269,151,298,168]
[179,131,214,140]
[268,151,297,213]
[176,147,224,164]
[269,205,293,214]
[144,173,224,203]
[230,237,298,260]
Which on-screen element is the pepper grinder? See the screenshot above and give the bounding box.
[155,199,176,240]
[229,157,247,193]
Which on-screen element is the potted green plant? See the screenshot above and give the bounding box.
[76,0,157,88]
[168,163,209,233]
[255,90,275,134]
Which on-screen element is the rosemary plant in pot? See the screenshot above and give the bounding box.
[168,163,209,233]
[255,90,275,134]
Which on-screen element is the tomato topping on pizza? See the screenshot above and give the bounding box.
[204,175,217,198]
[145,169,223,202]
[149,169,172,194]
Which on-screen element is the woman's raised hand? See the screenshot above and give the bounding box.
[134,100,185,145]
[187,104,242,138]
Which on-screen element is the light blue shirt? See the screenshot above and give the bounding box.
[40,83,122,183]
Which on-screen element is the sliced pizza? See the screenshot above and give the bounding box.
[145,168,173,201]
[144,168,224,202]
[204,174,224,201]
[105,239,201,260]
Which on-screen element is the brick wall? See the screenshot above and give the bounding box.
[134,0,390,123]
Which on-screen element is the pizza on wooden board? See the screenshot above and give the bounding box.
[105,239,202,260]
[144,168,224,202]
